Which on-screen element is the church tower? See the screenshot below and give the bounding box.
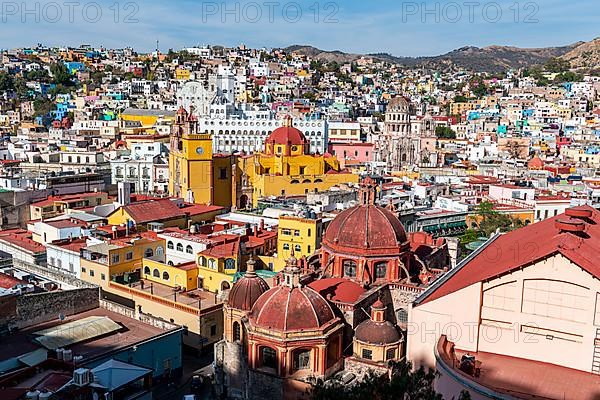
[169,107,217,205]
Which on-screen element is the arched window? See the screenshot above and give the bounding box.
[261,347,277,369]
[375,262,387,279]
[156,246,164,256]
[144,266,150,275]
[198,256,206,266]
[186,245,193,254]
[144,248,154,258]
[153,269,160,277]
[176,243,183,252]
[343,260,357,278]
[224,258,236,270]
[208,258,216,270]
[293,349,311,371]
[233,321,241,342]
[167,241,174,249]
[162,271,170,280]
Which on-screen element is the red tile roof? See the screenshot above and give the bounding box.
[0,229,46,253]
[48,237,88,253]
[200,236,240,258]
[123,199,185,224]
[0,272,25,289]
[308,277,366,304]
[418,206,600,305]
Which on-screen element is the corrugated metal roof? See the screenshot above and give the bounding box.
[34,316,122,350]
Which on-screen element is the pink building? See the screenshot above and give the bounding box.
[408,206,600,399]
[328,142,374,164]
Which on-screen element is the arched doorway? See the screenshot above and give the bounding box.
[239,195,249,209]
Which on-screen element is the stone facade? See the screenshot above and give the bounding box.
[0,287,100,330]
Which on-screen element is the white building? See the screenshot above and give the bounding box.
[110,142,169,194]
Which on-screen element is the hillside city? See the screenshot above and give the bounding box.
[0,42,600,400]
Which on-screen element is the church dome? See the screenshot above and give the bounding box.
[323,204,408,253]
[227,259,270,311]
[354,300,403,345]
[387,96,410,112]
[265,116,307,146]
[249,284,337,332]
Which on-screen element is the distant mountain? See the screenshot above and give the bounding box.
[561,37,600,71]
[283,45,363,64]
[284,41,588,73]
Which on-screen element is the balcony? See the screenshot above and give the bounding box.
[434,335,600,400]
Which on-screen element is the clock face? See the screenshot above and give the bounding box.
[196,146,204,155]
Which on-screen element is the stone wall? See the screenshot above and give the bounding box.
[1,287,100,330]
[99,299,179,331]
[214,340,248,399]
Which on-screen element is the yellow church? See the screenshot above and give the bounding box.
[169,109,358,209]
[234,116,358,208]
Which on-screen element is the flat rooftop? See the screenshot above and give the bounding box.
[127,279,218,310]
[0,307,169,364]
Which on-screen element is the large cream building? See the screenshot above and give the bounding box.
[408,206,600,399]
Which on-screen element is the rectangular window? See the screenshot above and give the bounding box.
[283,243,290,250]
[111,254,120,264]
[82,267,86,273]
[362,349,372,360]
[101,273,106,281]
[210,325,217,336]
[126,252,133,260]
[281,229,291,235]
[294,230,300,236]
[386,348,396,360]
[219,167,227,180]
[89,270,95,277]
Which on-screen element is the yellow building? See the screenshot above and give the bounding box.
[120,108,176,127]
[175,68,191,81]
[277,215,323,264]
[106,198,224,230]
[142,258,199,290]
[80,235,165,290]
[196,236,241,293]
[169,107,234,207]
[235,116,358,208]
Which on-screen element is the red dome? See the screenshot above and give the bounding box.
[266,125,307,146]
[323,205,408,253]
[249,285,336,332]
[355,319,402,345]
[227,272,270,311]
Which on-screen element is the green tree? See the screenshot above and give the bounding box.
[460,229,478,245]
[544,57,570,73]
[310,360,443,400]
[33,98,53,117]
[49,63,74,86]
[476,201,516,237]
[0,71,15,91]
[435,126,457,139]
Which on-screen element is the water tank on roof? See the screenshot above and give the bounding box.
[26,391,40,400]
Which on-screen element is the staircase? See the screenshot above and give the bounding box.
[593,328,600,374]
